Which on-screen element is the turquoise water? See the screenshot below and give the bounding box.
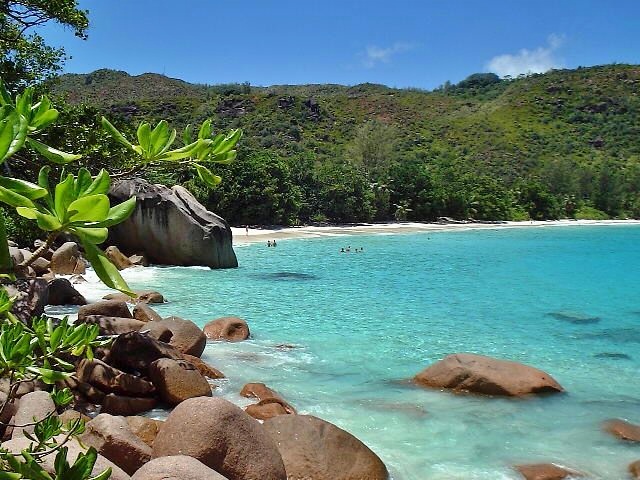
[95,226,640,479]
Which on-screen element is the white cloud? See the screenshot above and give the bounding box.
[486,34,566,78]
[363,42,412,68]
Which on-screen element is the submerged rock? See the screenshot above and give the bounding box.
[108,178,237,269]
[548,311,600,325]
[603,419,640,442]
[593,352,632,360]
[240,382,296,420]
[630,460,640,479]
[515,463,582,479]
[413,353,564,397]
[204,317,250,341]
[263,414,388,480]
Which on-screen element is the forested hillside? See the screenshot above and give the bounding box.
[49,64,640,225]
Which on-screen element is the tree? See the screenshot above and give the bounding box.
[346,120,399,181]
[0,0,89,89]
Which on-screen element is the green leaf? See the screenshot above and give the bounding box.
[29,367,70,384]
[0,79,11,106]
[72,226,108,244]
[67,194,110,223]
[0,185,35,208]
[54,174,75,220]
[15,87,33,118]
[0,472,22,479]
[27,137,82,164]
[182,124,193,145]
[101,116,134,150]
[0,107,28,163]
[16,208,62,231]
[195,164,222,188]
[149,120,171,155]
[83,169,111,196]
[137,122,152,156]
[211,129,242,154]
[80,240,134,295]
[160,139,202,161]
[74,168,93,197]
[208,150,237,164]
[198,119,212,140]
[99,196,136,227]
[0,215,13,272]
[30,104,59,131]
[0,176,47,200]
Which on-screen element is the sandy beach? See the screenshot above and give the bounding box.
[231,219,640,244]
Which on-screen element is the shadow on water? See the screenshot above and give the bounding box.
[577,328,640,344]
[251,272,318,281]
[548,311,601,325]
[593,352,632,361]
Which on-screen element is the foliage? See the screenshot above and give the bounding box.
[574,205,610,220]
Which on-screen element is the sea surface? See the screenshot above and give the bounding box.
[71,225,640,479]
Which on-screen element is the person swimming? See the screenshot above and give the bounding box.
[340,248,345,253]
[273,239,277,247]
[267,240,272,247]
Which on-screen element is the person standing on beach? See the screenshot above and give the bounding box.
[245,225,249,236]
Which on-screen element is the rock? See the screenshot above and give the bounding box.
[146,317,206,357]
[31,257,51,275]
[240,382,283,401]
[70,274,87,284]
[50,242,86,274]
[105,245,134,270]
[133,303,162,323]
[152,397,286,480]
[603,419,640,442]
[0,378,43,397]
[246,399,292,420]
[203,316,250,341]
[47,277,86,305]
[2,436,130,480]
[110,332,183,374]
[102,394,157,416]
[78,300,132,321]
[108,178,237,269]
[515,463,582,479]
[630,460,640,479]
[77,359,155,397]
[81,315,146,336]
[413,353,564,397]
[62,376,106,404]
[104,290,164,304]
[59,409,91,424]
[11,391,56,438]
[148,358,212,406]
[263,415,388,480]
[129,253,149,267]
[132,455,228,480]
[9,246,24,265]
[82,413,152,475]
[182,354,225,379]
[125,416,163,447]
[4,278,48,323]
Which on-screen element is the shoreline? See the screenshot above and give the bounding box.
[231,219,640,245]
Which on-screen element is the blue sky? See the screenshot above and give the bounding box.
[43,0,640,89]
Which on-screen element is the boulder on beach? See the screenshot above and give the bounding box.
[102,393,157,416]
[146,316,206,357]
[103,290,164,304]
[203,316,250,341]
[50,241,86,275]
[126,416,164,448]
[263,414,388,480]
[132,455,228,480]
[515,463,582,480]
[240,382,296,420]
[11,391,55,439]
[76,359,155,397]
[181,353,225,379]
[108,178,237,269]
[152,397,286,480]
[603,419,640,442]
[47,278,86,305]
[80,315,146,336]
[413,353,564,397]
[78,300,132,321]
[133,303,162,323]
[105,245,134,270]
[109,331,183,374]
[148,358,212,406]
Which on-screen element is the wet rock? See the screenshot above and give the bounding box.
[152,397,286,480]
[50,242,86,274]
[146,316,206,357]
[82,413,152,475]
[264,414,388,480]
[246,399,292,420]
[182,354,225,379]
[128,253,149,267]
[47,278,86,305]
[5,279,48,323]
[603,419,640,442]
[109,332,182,374]
[630,460,640,479]
[126,416,164,447]
[148,358,212,406]
[78,300,132,321]
[132,455,228,480]
[11,391,55,438]
[81,315,146,336]
[105,245,134,270]
[77,359,155,397]
[102,394,157,416]
[133,303,162,323]
[108,178,237,269]
[413,353,564,397]
[515,463,582,479]
[203,316,250,341]
[104,290,164,304]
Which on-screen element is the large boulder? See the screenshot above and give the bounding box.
[203,316,250,341]
[132,455,228,480]
[80,315,146,336]
[50,242,86,274]
[78,300,132,321]
[182,354,225,379]
[104,291,164,304]
[109,332,182,374]
[240,382,296,420]
[413,353,564,397]
[148,358,212,406]
[108,178,237,269]
[146,317,206,357]
[126,416,164,447]
[133,303,162,323]
[102,394,157,416]
[263,415,388,480]
[105,245,134,270]
[603,419,640,442]
[11,391,55,439]
[152,397,286,480]
[76,359,155,397]
[4,279,48,323]
[81,413,152,475]
[514,463,582,479]
[47,278,86,305]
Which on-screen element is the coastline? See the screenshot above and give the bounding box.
[231,219,640,245]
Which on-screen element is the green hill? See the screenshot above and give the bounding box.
[49,65,640,224]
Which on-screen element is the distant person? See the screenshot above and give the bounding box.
[340,248,345,253]
[267,240,272,247]
[245,225,249,236]
[346,246,351,252]
[273,239,277,247]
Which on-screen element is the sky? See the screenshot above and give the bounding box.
[42,0,640,89]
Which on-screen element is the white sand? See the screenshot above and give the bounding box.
[231,219,640,245]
